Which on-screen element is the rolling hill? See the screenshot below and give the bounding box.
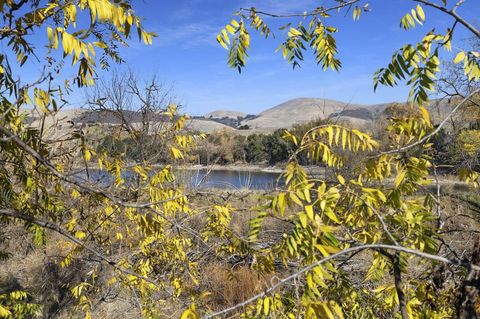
[239,98,372,130]
[24,96,460,136]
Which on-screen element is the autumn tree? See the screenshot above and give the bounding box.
[205,1,480,318]
[1,0,480,319]
[0,1,197,318]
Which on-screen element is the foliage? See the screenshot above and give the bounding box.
[200,107,455,318]
[0,291,40,319]
[244,133,267,163]
[0,1,194,317]
[192,120,336,166]
[203,1,480,318]
[190,129,292,165]
[457,129,480,157]
[1,0,480,319]
[244,130,292,165]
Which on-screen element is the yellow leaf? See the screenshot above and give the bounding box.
[454,51,465,64]
[263,297,270,315]
[0,305,12,317]
[288,27,302,37]
[93,41,108,49]
[217,34,228,49]
[325,209,340,223]
[419,106,431,124]
[171,147,184,159]
[180,309,196,319]
[297,217,310,234]
[75,231,86,240]
[289,192,303,206]
[305,205,314,220]
[226,24,236,34]
[416,4,425,21]
[71,188,81,199]
[84,149,92,162]
[395,170,406,187]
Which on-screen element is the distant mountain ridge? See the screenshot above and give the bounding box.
[25,97,456,134]
[203,98,387,131]
[203,97,454,132]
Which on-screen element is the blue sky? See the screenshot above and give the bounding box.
[72,1,478,114]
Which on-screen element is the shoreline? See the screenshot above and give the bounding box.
[178,164,285,174]
[178,164,329,175]
[72,162,327,175]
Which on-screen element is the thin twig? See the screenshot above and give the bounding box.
[347,191,399,245]
[413,0,480,38]
[238,0,360,19]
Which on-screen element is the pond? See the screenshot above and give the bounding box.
[76,168,284,190]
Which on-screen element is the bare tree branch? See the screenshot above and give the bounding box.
[238,0,361,18]
[413,0,480,38]
[0,122,185,209]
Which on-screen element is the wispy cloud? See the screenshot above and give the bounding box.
[166,0,216,21]
[241,0,320,15]
[168,6,198,21]
[155,22,220,48]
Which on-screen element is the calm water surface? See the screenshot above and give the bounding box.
[182,169,283,190]
[77,168,283,190]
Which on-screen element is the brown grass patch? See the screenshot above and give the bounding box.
[201,263,273,311]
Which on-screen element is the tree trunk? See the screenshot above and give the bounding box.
[393,253,409,319]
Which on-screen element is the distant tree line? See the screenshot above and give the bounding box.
[190,128,291,165]
[92,118,333,166]
[190,118,338,166]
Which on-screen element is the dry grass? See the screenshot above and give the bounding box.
[0,224,141,319]
[2,187,480,318]
[200,263,273,312]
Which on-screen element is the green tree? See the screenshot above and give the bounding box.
[245,133,268,163]
[263,129,292,165]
